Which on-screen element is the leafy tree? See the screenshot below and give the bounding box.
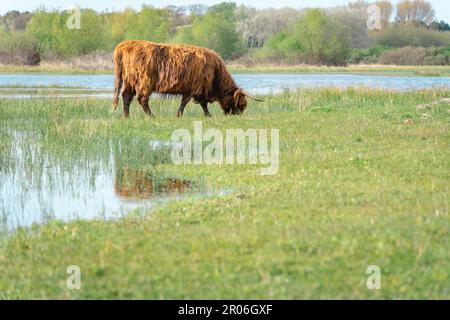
[110,6,171,45]
[430,20,450,31]
[5,3,447,66]
[55,9,111,56]
[124,5,170,42]
[111,8,136,44]
[260,9,351,65]
[260,31,290,60]
[171,25,194,44]
[208,2,237,18]
[26,8,63,57]
[179,10,243,59]
[293,9,351,65]
[26,8,111,57]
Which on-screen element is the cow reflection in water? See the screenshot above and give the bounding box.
[114,167,191,200]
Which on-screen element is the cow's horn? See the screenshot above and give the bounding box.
[244,92,264,102]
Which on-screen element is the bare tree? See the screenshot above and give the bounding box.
[328,7,371,49]
[0,10,32,32]
[236,6,303,48]
[376,1,393,28]
[187,4,208,17]
[165,5,189,32]
[395,0,435,24]
[348,0,369,11]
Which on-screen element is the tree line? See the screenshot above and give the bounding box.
[0,0,449,66]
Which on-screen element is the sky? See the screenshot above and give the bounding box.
[1,0,449,22]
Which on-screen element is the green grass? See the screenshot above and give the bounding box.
[0,87,449,299]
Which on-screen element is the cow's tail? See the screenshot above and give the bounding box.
[112,49,123,113]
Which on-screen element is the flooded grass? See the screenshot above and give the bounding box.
[0,109,202,232]
[0,84,112,99]
[0,87,449,299]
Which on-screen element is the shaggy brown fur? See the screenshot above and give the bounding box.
[112,40,248,117]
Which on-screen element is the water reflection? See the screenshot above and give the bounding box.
[114,167,191,200]
[0,130,193,232]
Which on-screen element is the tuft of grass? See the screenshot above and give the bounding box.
[0,87,449,299]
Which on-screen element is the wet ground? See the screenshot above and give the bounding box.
[0,129,198,232]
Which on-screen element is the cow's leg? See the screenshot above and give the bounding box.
[177,95,191,117]
[201,101,212,117]
[121,86,135,118]
[137,94,154,117]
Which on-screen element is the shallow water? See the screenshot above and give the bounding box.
[0,130,195,232]
[0,73,449,95]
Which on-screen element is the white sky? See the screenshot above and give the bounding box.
[1,0,449,21]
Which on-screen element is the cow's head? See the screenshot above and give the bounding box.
[232,89,247,115]
[220,88,263,115]
[220,89,251,115]
[219,89,246,115]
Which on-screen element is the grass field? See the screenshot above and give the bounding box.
[1,63,450,77]
[0,87,449,299]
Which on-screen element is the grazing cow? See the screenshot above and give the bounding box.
[112,40,261,118]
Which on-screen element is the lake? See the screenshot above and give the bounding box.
[0,73,449,95]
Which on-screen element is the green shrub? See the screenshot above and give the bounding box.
[349,46,390,64]
[374,23,450,48]
[26,8,112,58]
[0,30,39,65]
[378,46,450,65]
[172,11,244,60]
[258,9,351,65]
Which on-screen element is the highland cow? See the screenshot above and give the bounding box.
[112,40,261,118]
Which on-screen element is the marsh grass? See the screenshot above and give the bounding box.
[0,87,449,299]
